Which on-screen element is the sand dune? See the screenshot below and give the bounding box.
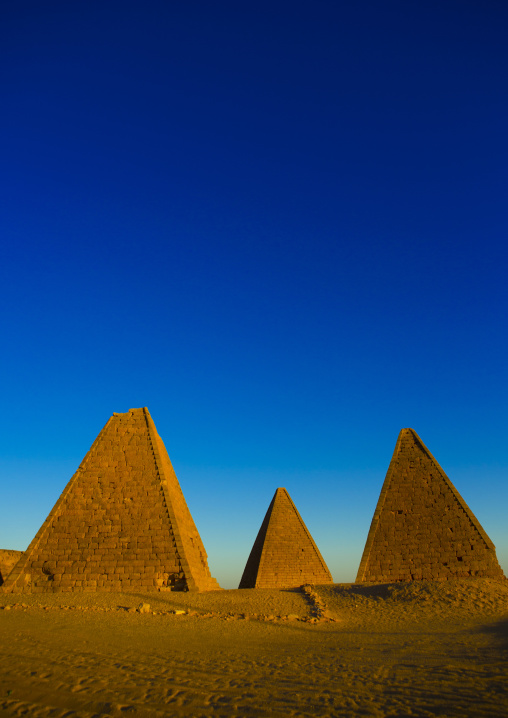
[1,579,507,717]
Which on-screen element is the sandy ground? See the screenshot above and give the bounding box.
[0,579,507,717]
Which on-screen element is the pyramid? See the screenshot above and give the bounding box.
[2,408,220,593]
[0,550,23,586]
[356,428,504,583]
[239,488,333,588]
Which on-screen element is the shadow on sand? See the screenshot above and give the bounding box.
[475,617,508,653]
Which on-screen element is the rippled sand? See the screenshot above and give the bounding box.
[1,579,507,717]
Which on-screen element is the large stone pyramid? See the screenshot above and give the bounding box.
[2,408,220,593]
[356,428,504,583]
[239,487,333,588]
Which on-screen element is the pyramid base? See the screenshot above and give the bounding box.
[1,581,223,594]
[356,566,506,584]
[0,566,221,593]
[184,576,222,592]
[242,577,334,589]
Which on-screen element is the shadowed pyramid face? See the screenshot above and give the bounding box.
[356,429,505,583]
[239,487,333,589]
[2,408,220,593]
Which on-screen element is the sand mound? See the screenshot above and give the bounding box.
[317,578,508,627]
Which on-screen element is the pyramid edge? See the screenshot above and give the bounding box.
[1,414,116,593]
[408,429,497,552]
[238,490,278,588]
[280,488,333,584]
[355,429,405,584]
[143,409,221,592]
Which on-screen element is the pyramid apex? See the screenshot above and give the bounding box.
[111,408,148,418]
[398,428,421,444]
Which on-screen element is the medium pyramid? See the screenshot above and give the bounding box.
[2,408,220,593]
[239,487,333,588]
[356,428,504,583]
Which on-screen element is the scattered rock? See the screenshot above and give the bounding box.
[137,603,151,614]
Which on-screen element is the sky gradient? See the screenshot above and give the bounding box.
[1,1,507,588]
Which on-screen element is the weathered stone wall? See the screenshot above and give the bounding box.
[0,550,23,585]
[2,408,220,593]
[356,429,505,583]
[239,487,333,588]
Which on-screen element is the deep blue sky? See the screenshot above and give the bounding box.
[1,1,507,588]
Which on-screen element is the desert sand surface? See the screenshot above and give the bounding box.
[0,579,507,717]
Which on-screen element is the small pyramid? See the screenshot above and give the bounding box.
[2,408,220,593]
[356,428,505,583]
[239,488,333,588]
[0,550,23,586]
